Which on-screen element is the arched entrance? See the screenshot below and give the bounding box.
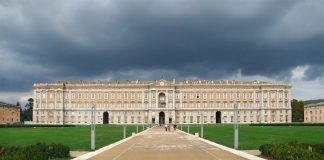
[159,112,165,124]
[103,111,109,124]
[216,111,221,124]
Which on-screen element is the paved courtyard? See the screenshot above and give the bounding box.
[90,127,247,160]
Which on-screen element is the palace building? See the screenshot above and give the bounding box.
[304,102,324,123]
[0,101,20,124]
[32,79,292,125]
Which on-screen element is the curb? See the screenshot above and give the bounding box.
[178,129,266,160]
[73,127,152,160]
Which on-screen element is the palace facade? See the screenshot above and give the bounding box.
[32,79,292,125]
[0,101,20,124]
[304,102,324,123]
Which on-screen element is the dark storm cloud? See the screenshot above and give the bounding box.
[0,0,323,92]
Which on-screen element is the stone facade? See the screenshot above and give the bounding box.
[0,101,20,124]
[32,79,292,125]
[304,102,324,123]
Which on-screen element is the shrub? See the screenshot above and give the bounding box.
[0,124,76,128]
[259,142,324,160]
[0,143,70,160]
[250,123,324,126]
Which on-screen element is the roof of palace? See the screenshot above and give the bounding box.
[34,79,291,87]
[0,101,19,108]
[305,102,324,108]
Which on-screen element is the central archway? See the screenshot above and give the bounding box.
[103,111,109,124]
[159,112,165,124]
[158,93,166,108]
[216,111,221,124]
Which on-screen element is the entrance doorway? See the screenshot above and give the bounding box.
[169,118,172,124]
[159,112,165,124]
[216,111,221,123]
[152,118,155,124]
[103,111,109,124]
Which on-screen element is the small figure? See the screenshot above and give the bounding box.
[164,124,167,131]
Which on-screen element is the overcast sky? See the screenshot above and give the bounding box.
[0,0,323,104]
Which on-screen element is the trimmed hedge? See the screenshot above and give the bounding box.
[0,143,70,160]
[259,141,324,160]
[250,123,324,126]
[0,124,76,128]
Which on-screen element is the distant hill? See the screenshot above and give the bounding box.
[304,99,324,105]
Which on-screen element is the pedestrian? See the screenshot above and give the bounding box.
[168,124,170,131]
[164,124,167,131]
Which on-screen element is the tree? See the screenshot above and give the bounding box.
[291,99,304,122]
[25,98,34,121]
[17,101,24,122]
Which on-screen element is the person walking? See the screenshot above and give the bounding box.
[164,124,167,131]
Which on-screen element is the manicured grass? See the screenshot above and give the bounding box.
[179,124,324,150]
[0,125,147,151]
[2,124,323,151]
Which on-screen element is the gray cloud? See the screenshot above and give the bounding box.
[0,0,323,99]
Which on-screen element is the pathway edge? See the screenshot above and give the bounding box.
[177,129,266,160]
[72,127,152,160]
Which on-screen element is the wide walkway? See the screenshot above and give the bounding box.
[90,127,247,160]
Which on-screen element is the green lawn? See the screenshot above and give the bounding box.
[0,125,147,151]
[1,124,323,151]
[179,124,324,150]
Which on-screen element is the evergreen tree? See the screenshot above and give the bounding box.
[291,99,304,122]
[24,98,34,121]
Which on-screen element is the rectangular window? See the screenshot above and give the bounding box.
[91,93,95,99]
[168,92,173,100]
[138,93,142,100]
[230,93,234,100]
[78,93,82,99]
[104,93,108,99]
[138,103,141,109]
[183,93,187,99]
[65,93,69,99]
[111,93,115,99]
[190,93,194,100]
[72,93,76,99]
[131,93,135,99]
[118,93,121,99]
[145,92,148,99]
[176,93,180,99]
[250,92,254,99]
